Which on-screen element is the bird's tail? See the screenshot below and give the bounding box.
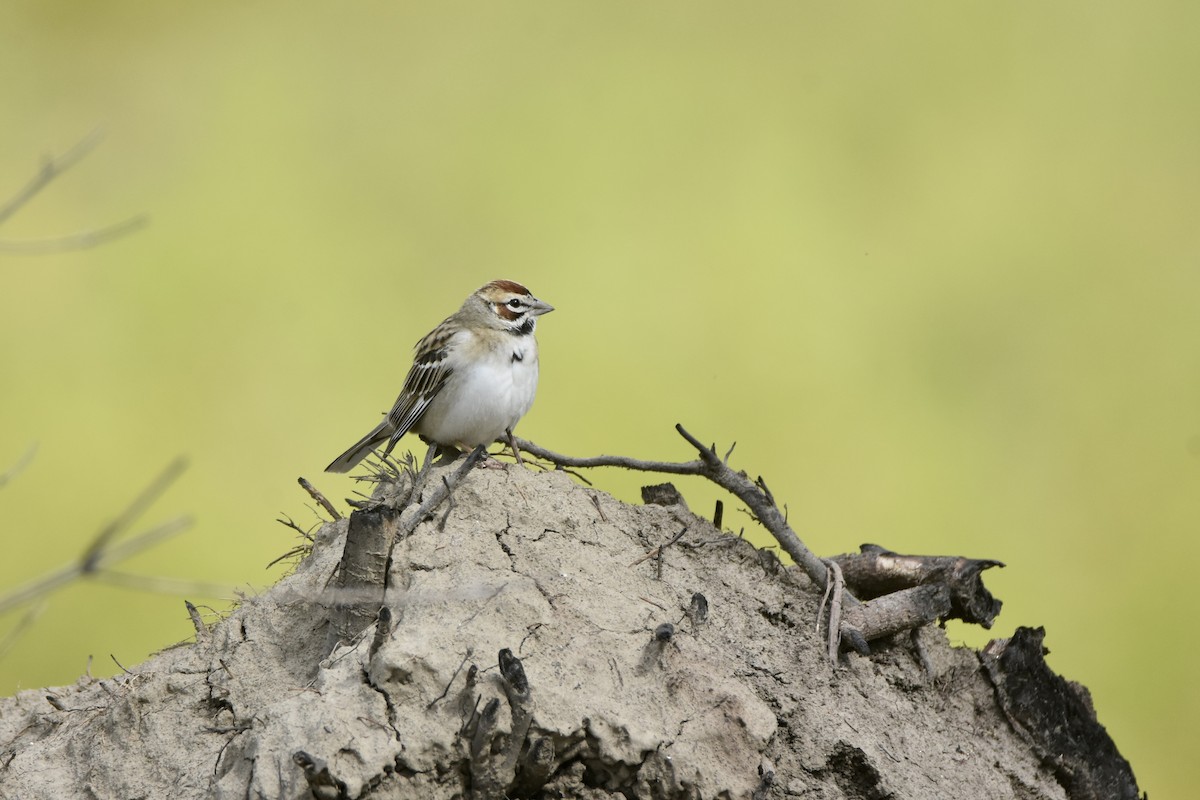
[324,420,393,473]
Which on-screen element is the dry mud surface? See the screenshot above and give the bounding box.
[1,462,1074,799]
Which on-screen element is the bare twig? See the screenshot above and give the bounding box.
[0,217,148,254]
[0,130,147,252]
[298,477,341,520]
[514,426,913,657]
[427,648,474,710]
[398,446,486,537]
[267,544,311,570]
[628,526,688,568]
[0,515,192,616]
[275,514,313,539]
[185,600,208,641]
[0,443,37,490]
[89,570,230,599]
[81,458,189,572]
[0,130,105,226]
[816,566,834,635]
[521,427,1001,655]
[516,426,852,606]
[823,559,845,665]
[513,437,706,476]
[0,602,46,662]
[0,458,192,616]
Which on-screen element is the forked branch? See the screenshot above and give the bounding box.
[516,424,848,606]
[517,425,1004,659]
[0,130,148,253]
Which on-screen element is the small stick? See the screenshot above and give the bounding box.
[0,130,147,252]
[505,428,525,466]
[427,648,473,709]
[438,476,456,531]
[590,494,608,522]
[628,526,688,568]
[0,130,106,225]
[0,516,192,616]
[275,515,311,538]
[185,600,208,640]
[368,606,392,660]
[0,217,148,254]
[298,477,341,520]
[825,559,845,665]
[0,602,45,661]
[81,458,188,573]
[0,442,37,490]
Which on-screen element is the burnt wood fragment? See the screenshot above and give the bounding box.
[833,543,1004,627]
[981,627,1141,800]
[325,504,400,654]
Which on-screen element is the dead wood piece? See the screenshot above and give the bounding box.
[326,449,487,655]
[468,648,537,799]
[822,559,846,664]
[510,736,555,797]
[832,544,1004,628]
[326,505,399,654]
[641,482,687,507]
[840,584,952,645]
[368,606,393,661]
[687,592,709,628]
[293,750,346,800]
[980,627,1140,800]
[185,600,208,642]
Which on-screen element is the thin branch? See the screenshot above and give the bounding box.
[823,559,845,665]
[628,526,688,567]
[0,516,192,616]
[513,437,705,476]
[399,446,486,536]
[517,427,852,605]
[81,458,189,572]
[0,130,106,227]
[89,570,231,599]
[0,130,148,253]
[0,602,46,662]
[275,514,315,540]
[0,216,148,254]
[0,442,38,490]
[298,477,341,520]
[185,600,208,641]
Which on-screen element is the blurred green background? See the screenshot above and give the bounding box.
[1,2,1195,795]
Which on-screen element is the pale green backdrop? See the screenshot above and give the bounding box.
[1,2,1195,796]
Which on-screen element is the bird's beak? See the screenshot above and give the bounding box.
[530,299,555,316]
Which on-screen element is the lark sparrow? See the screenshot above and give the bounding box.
[325,280,554,473]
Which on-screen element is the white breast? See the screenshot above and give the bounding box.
[415,333,540,448]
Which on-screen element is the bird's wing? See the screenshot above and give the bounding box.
[382,327,459,452]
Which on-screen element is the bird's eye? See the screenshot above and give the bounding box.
[507,299,523,309]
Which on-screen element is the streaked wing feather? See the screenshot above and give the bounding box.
[384,337,454,447]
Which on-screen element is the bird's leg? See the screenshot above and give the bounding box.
[505,428,525,467]
[430,443,462,468]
